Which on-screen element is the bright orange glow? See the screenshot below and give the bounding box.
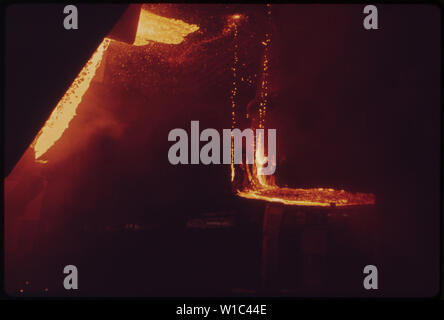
[32,38,111,160]
[133,9,199,45]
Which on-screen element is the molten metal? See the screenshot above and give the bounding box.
[31,9,199,161]
[231,5,375,207]
[234,131,375,207]
[133,9,199,45]
[238,187,375,207]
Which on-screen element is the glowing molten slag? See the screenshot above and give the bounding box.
[32,38,111,160]
[133,9,199,45]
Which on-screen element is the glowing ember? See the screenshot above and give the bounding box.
[32,38,111,159]
[133,9,199,45]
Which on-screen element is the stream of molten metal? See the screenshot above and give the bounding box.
[236,130,375,207]
[231,7,375,207]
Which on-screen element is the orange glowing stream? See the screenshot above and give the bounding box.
[232,6,375,207]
